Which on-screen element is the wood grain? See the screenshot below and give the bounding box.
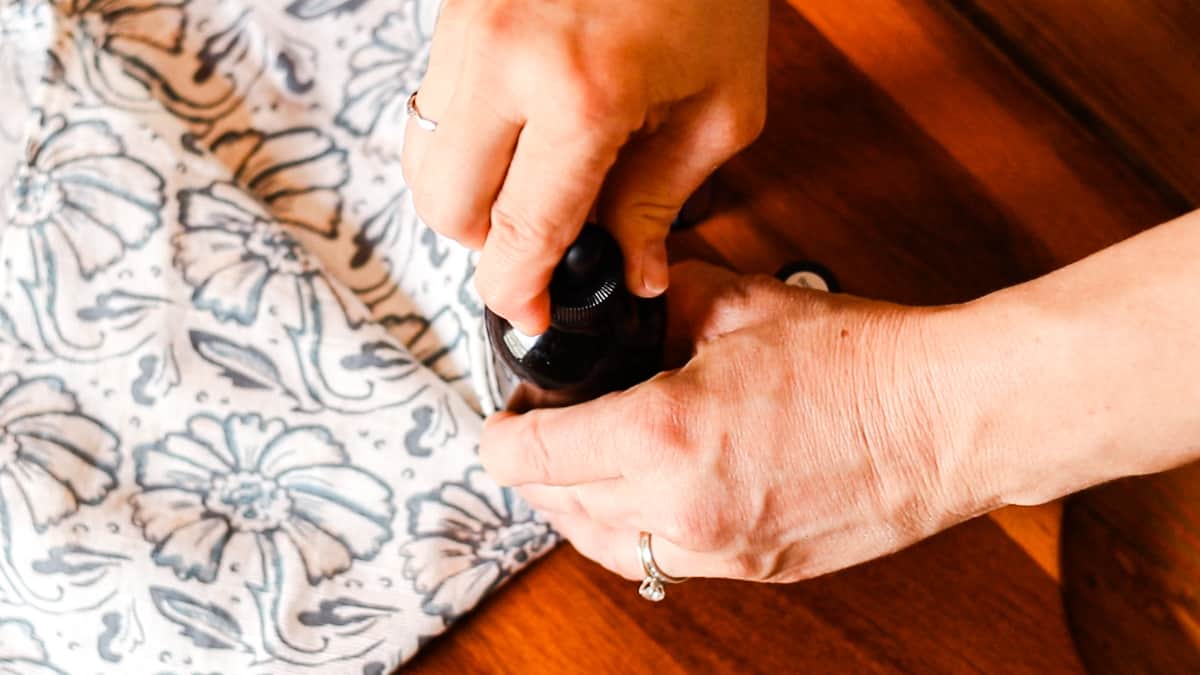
[409,518,1082,673]
[401,0,1195,671]
[951,0,1200,208]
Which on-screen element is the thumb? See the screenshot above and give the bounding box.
[599,110,723,298]
[661,260,747,365]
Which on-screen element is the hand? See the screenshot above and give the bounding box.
[401,0,769,335]
[479,261,994,583]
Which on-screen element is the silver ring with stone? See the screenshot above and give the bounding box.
[406,90,439,132]
[637,531,687,602]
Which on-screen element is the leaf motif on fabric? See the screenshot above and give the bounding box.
[285,0,372,20]
[275,35,319,94]
[130,345,181,406]
[457,257,483,318]
[31,545,129,580]
[296,597,395,628]
[97,602,145,663]
[75,290,167,324]
[403,395,458,458]
[189,330,290,395]
[149,586,249,652]
[339,341,413,372]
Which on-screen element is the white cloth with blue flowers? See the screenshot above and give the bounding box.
[0,1,554,673]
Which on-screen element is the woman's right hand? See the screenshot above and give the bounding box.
[401,0,769,335]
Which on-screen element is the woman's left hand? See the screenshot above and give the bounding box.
[479,260,998,583]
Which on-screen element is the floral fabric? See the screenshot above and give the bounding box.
[0,0,553,672]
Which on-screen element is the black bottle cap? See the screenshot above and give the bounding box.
[549,225,622,329]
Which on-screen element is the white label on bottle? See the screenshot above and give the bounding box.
[784,270,830,292]
[502,327,542,359]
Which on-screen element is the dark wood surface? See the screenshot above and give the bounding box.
[1063,464,1200,675]
[406,0,1197,671]
[955,0,1200,208]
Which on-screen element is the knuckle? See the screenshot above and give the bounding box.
[710,97,767,150]
[739,272,788,307]
[475,4,519,45]
[569,84,620,128]
[521,413,555,483]
[716,272,778,320]
[559,71,641,135]
[737,104,768,145]
[411,190,481,247]
[562,487,589,519]
[490,202,561,257]
[656,503,694,548]
[659,490,725,551]
[732,271,778,297]
[631,384,693,459]
[729,553,772,581]
[618,199,679,230]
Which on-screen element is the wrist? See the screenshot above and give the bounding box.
[846,302,1009,529]
[925,283,1134,512]
[887,303,1013,523]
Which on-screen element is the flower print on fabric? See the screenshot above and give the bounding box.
[55,0,261,140]
[336,3,435,160]
[0,373,119,531]
[176,126,350,327]
[401,467,556,622]
[210,127,349,238]
[57,0,188,104]
[0,618,68,675]
[175,147,448,414]
[130,413,394,585]
[0,373,122,612]
[0,112,170,369]
[174,184,326,327]
[10,114,163,280]
[0,1,557,671]
[131,413,400,666]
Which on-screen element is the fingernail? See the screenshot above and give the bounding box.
[512,310,549,337]
[640,241,669,296]
[507,292,551,336]
[513,319,544,337]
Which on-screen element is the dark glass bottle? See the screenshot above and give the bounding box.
[484,224,666,411]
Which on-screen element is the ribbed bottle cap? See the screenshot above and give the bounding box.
[549,225,623,329]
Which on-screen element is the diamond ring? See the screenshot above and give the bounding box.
[637,531,687,602]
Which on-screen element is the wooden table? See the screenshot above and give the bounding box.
[407,1,1200,672]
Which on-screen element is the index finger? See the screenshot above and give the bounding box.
[479,387,645,487]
